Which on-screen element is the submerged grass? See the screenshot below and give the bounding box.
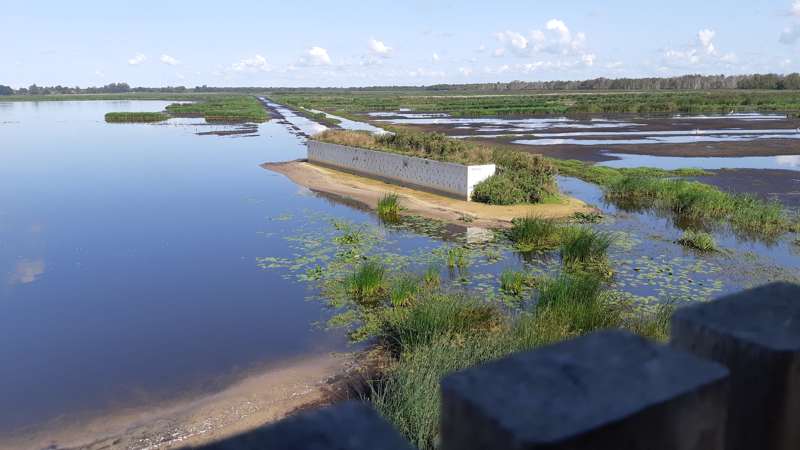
[104,112,169,123]
[677,230,718,252]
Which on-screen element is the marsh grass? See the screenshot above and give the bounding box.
[507,216,561,252]
[423,265,441,288]
[446,247,469,269]
[165,95,268,122]
[389,275,420,307]
[104,112,169,123]
[499,269,535,296]
[369,271,672,449]
[677,230,717,252]
[347,260,387,305]
[377,193,402,222]
[559,227,614,273]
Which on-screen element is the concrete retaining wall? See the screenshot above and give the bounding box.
[307,140,495,201]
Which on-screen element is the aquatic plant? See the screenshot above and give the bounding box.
[423,265,441,288]
[572,211,603,224]
[332,220,365,245]
[389,275,420,307]
[677,230,717,252]
[347,260,386,304]
[377,193,402,222]
[499,268,535,296]
[507,216,561,252]
[559,226,614,271]
[104,112,169,123]
[446,247,469,269]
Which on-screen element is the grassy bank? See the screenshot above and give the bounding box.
[104,112,170,123]
[271,90,800,117]
[314,129,557,204]
[553,159,797,239]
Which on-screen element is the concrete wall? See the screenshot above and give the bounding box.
[307,140,495,201]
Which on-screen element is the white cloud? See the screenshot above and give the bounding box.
[698,29,716,54]
[793,0,800,16]
[432,52,440,62]
[160,54,180,65]
[368,38,392,57]
[781,24,800,44]
[494,19,591,62]
[605,61,623,69]
[408,67,445,78]
[128,53,146,65]
[305,46,332,65]
[458,67,473,76]
[493,48,506,57]
[581,53,596,66]
[231,54,270,72]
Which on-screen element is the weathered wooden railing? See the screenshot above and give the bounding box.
[190,282,800,450]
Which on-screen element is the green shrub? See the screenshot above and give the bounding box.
[507,216,561,251]
[472,151,557,205]
[471,173,527,205]
[677,230,717,252]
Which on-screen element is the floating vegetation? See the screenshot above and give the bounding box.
[104,112,169,123]
[572,211,603,224]
[677,230,718,252]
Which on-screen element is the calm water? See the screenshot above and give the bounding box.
[0,100,364,434]
[2,101,799,440]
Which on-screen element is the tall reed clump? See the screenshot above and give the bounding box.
[446,247,469,269]
[506,216,561,252]
[559,226,614,273]
[677,230,717,252]
[347,260,387,305]
[377,193,402,222]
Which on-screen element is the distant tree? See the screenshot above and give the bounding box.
[0,85,13,95]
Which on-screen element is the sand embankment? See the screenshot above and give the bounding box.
[263,160,594,228]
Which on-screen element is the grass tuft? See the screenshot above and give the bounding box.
[507,216,561,252]
[559,226,614,272]
[377,193,402,222]
[677,230,717,252]
[104,112,169,123]
[499,269,535,296]
[347,260,386,305]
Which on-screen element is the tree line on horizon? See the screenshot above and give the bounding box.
[3,73,800,96]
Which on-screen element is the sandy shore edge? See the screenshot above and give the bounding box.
[262,160,594,228]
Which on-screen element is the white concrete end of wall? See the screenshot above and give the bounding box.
[307,140,495,201]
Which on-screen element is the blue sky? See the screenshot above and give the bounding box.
[3,0,800,88]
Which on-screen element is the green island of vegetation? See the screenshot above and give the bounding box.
[101,95,269,123]
[104,112,170,123]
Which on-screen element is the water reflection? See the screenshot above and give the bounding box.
[8,259,45,285]
[599,153,800,172]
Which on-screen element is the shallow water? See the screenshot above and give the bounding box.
[308,109,387,134]
[599,153,800,171]
[2,100,798,441]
